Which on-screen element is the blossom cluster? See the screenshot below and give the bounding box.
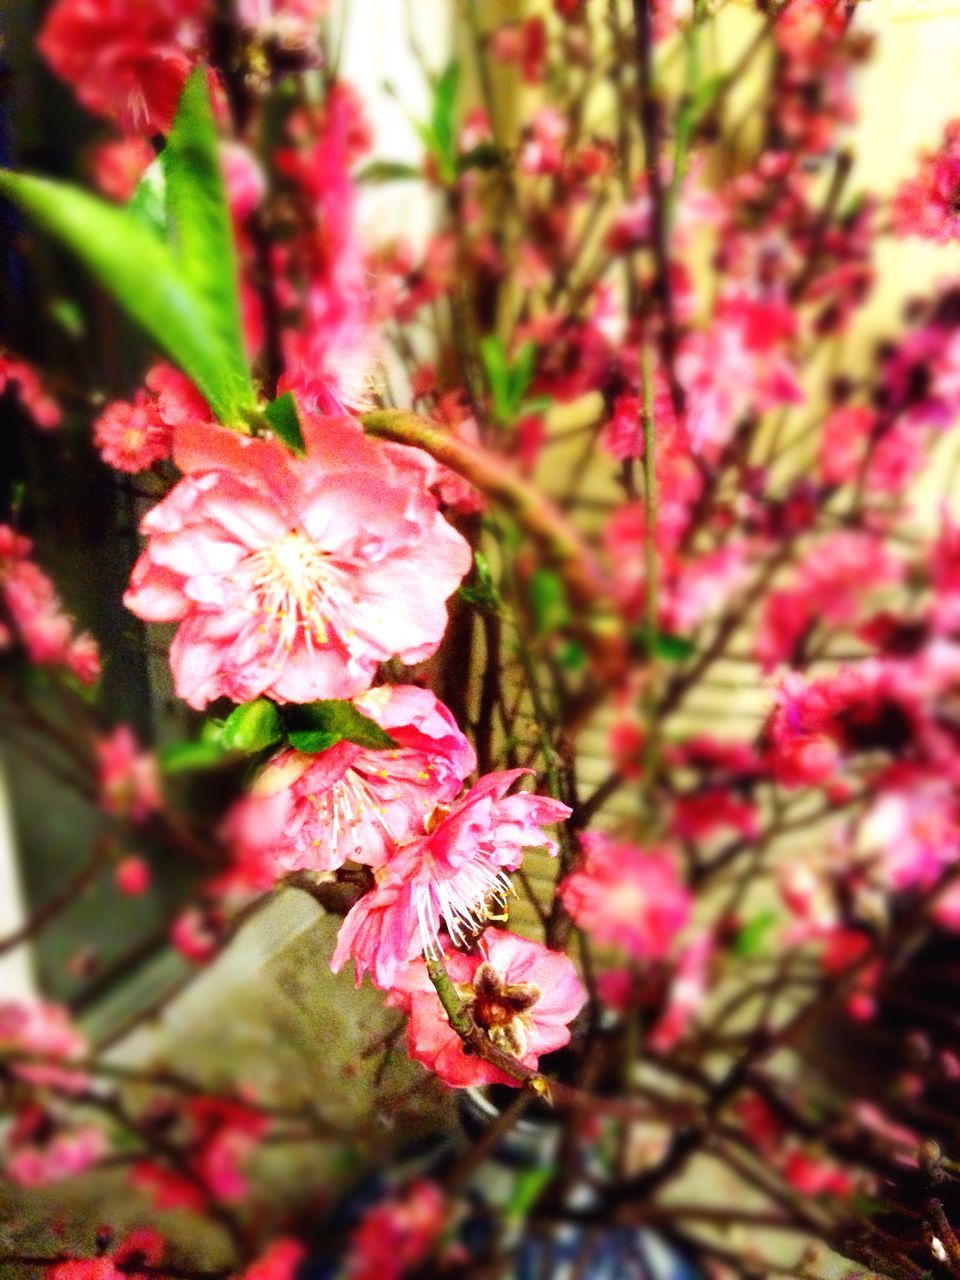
[7,0,960,1277]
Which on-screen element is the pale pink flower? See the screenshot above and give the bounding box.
[346,1180,447,1280]
[398,931,586,1089]
[225,686,475,880]
[331,770,571,988]
[96,726,162,822]
[124,415,471,709]
[94,392,173,473]
[6,1110,107,1187]
[0,999,89,1093]
[559,833,690,960]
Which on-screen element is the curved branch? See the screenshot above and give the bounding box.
[361,409,623,669]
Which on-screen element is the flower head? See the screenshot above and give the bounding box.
[560,833,691,960]
[225,685,476,879]
[396,930,586,1088]
[331,770,570,987]
[94,392,173,473]
[124,415,471,709]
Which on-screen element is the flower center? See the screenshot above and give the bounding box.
[462,961,542,1057]
[248,530,341,650]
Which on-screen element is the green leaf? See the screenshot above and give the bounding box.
[507,341,536,410]
[356,160,423,184]
[283,700,398,754]
[733,910,779,958]
[430,60,460,182]
[0,71,258,428]
[160,740,229,773]
[220,699,284,753]
[263,391,305,457]
[652,632,697,662]
[507,1165,556,1222]
[160,67,254,423]
[48,297,85,338]
[458,549,503,614]
[127,158,167,236]
[530,568,570,638]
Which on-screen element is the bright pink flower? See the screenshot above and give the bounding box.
[560,833,690,960]
[225,685,476,879]
[124,415,471,709]
[94,392,173,474]
[240,1241,306,1280]
[782,1149,856,1198]
[755,533,901,670]
[115,855,152,895]
[90,136,155,201]
[134,1097,267,1210]
[346,1180,447,1280]
[145,361,214,428]
[38,0,209,136]
[892,121,960,244]
[0,353,61,429]
[96,726,161,823]
[332,770,571,988]
[399,930,586,1088]
[48,1231,164,1280]
[818,405,925,495]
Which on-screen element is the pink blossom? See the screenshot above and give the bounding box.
[48,1231,164,1280]
[346,1180,447,1280]
[134,1097,267,1210]
[0,528,98,684]
[124,414,471,709]
[649,934,712,1051]
[90,136,155,201]
[38,0,209,136]
[489,18,547,85]
[0,998,89,1093]
[332,770,571,988]
[0,353,61,429]
[560,833,690,960]
[6,1110,107,1187]
[96,726,162,822]
[782,1149,856,1198]
[94,392,173,474]
[240,1241,306,1280]
[892,121,960,244]
[755,533,901,670]
[115,855,152,895]
[225,685,476,879]
[145,361,214,428]
[399,930,586,1088]
[678,294,803,456]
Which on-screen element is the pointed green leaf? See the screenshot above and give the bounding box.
[221,699,284,753]
[263,391,305,457]
[282,700,398,753]
[128,158,167,237]
[162,68,253,421]
[160,740,229,773]
[431,60,460,180]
